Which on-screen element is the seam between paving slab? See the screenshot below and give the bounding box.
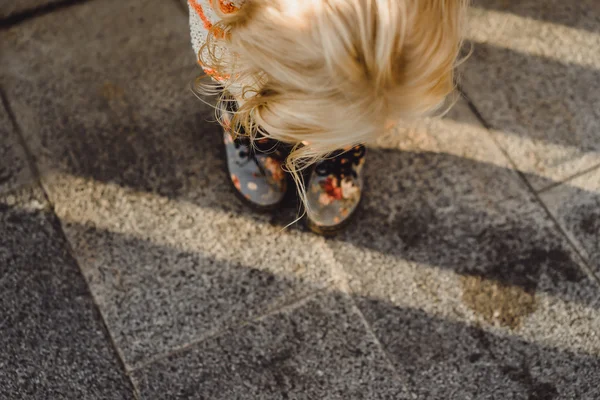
[0,85,142,400]
[130,282,414,396]
[129,234,413,391]
[346,293,415,397]
[463,90,600,287]
[129,286,335,373]
[535,162,600,194]
[457,84,600,195]
[459,85,600,286]
[0,87,44,194]
[322,240,417,398]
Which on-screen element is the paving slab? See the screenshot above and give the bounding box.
[132,292,410,400]
[540,167,600,277]
[0,0,65,19]
[0,0,340,369]
[460,0,600,191]
[329,100,600,398]
[356,303,600,400]
[0,186,135,399]
[0,101,32,195]
[3,0,599,397]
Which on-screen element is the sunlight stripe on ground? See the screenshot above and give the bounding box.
[47,172,600,358]
[487,129,600,193]
[372,113,600,193]
[467,7,600,69]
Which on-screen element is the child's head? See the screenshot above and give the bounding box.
[198,0,468,197]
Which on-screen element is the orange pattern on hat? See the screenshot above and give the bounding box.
[197,60,231,81]
[189,0,213,30]
[189,0,228,38]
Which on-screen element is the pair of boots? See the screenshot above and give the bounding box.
[220,97,366,235]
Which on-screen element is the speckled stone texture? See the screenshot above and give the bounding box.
[329,101,600,399]
[460,0,600,190]
[2,0,600,398]
[541,167,600,275]
[0,103,32,194]
[132,293,410,400]
[357,305,600,400]
[0,0,341,369]
[0,0,65,19]
[0,187,134,399]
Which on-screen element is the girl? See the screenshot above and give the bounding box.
[188,0,467,234]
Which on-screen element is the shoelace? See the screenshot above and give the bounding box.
[315,145,366,178]
[233,135,287,164]
[220,95,288,166]
[220,93,289,158]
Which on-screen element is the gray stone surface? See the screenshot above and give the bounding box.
[357,304,600,400]
[0,0,341,369]
[0,0,64,19]
[0,186,135,399]
[460,0,600,190]
[2,0,600,397]
[330,101,600,398]
[473,0,600,33]
[132,293,409,400]
[540,167,600,276]
[0,102,32,194]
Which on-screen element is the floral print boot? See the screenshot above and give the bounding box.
[220,97,289,210]
[306,145,366,235]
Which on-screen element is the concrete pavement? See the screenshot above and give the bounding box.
[1,0,599,398]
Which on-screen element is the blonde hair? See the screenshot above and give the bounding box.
[196,0,469,206]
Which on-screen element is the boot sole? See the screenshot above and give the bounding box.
[304,194,364,237]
